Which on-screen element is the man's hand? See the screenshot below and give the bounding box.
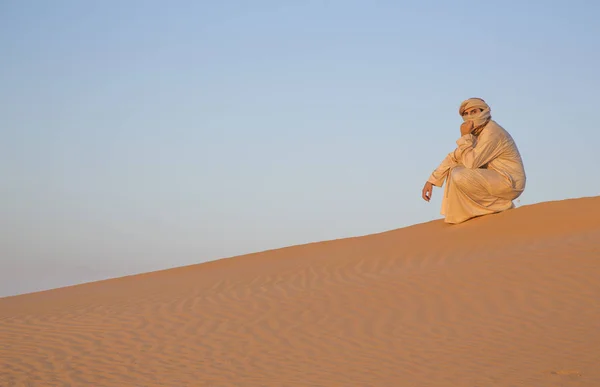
[460,120,474,136]
[422,181,433,202]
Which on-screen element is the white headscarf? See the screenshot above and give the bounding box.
[459,98,491,136]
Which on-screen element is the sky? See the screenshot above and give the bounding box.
[1,0,599,297]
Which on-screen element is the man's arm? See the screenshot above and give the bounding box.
[427,151,458,187]
[452,132,504,169]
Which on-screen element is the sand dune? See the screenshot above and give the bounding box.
[1,196,599,386]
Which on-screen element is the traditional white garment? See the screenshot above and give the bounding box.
[428,99,526,224]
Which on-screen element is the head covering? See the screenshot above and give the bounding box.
[459,97,491,136]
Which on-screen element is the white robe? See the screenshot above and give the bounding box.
[428,120,526,224]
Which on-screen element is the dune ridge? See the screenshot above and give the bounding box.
[1,196,599,386]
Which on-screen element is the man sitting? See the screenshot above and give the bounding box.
[421,98,526,224]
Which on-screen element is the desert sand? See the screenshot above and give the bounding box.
[1,196,599,386]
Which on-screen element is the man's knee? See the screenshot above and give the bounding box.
[451,167,471,189]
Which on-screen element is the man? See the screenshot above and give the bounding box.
[421,97,526,224]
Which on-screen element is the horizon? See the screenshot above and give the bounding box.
[2,195,595,299]
[2,1,599,297]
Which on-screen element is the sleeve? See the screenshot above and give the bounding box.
[452,132,504,169]
[427,151,458,187]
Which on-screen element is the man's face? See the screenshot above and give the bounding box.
[461,108,483,119]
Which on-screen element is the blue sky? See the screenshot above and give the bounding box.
[1,0,599,296]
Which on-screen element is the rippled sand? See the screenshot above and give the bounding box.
[2,196,599,386]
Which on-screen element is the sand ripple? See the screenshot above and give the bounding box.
[1,197,599,386]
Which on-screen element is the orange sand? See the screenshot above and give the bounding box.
[1,196,599,386]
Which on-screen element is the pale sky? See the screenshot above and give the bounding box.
[2,0,599,297]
